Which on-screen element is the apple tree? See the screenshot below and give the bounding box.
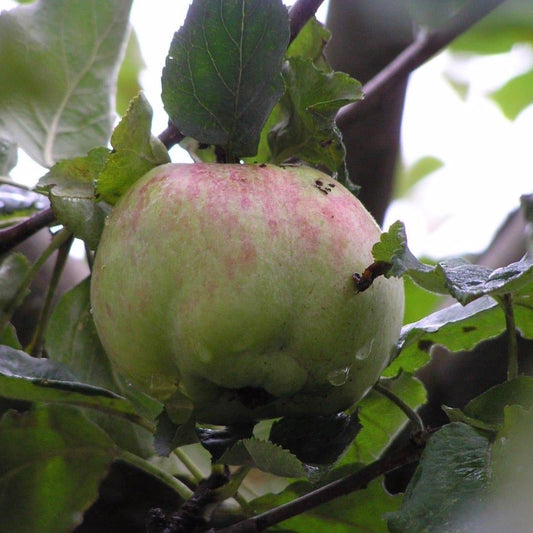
[1,0,533,532]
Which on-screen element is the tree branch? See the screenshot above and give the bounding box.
[336,0,508,128]
[288,0,325,43]
[210,434,428,533]
[158,120,185,150]
[0,207,56,256]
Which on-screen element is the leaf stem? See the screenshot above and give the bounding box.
[336,0,507,128]
[0,207,56,256]
[500,293,519,381]
[0,228,71,334]
[174,448,205,483]
[119,450,194,500]
[209,436,428,533]
[26,233,74,356]
[374,380,425,433]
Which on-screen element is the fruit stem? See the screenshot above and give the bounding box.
[499,293,519,381]
[26,232,74,356]
[374,380,425,434]
[119,450,194,500]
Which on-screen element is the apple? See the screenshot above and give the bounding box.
[90,163,404,424]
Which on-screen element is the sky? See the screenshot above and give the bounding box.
[1,0,532,260]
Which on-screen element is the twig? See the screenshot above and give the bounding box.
[336,0,508,127]
[0,207,56,255]
[210,435,428,533]
[499,293,519,381]
[158,120,185,149]
[288,0,325,43]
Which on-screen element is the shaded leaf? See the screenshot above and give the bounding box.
[154,409,198,456]
[251,476,400,533]
[387,423,490,532]
[0,404,116,533]
[0,346,150,429]
[197,423,254,461]
[96,92,169,204]
[269,412,361,465]
[0,253,30,311]
[37,147,111,249]
[162,0,289,158]
[0,0,132,167]
[218,438,307,479]
[116,29,145,116]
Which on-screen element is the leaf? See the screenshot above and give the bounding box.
[0,0,133,167]
[269,412,361,465]
[0,345,150,428]
[218,438,307,479]
[95,92,170,205]
[0,404,116,533]
[286,17,331,71]
[0,138,17,175]
[491,68,533,121]
[342,373,426,465]
[267,57,362,184]
[153,409,198,456]
[197,423,254,462]
[116,30,145,116]
[161,0,289,158]
[392,291,533,374]
[0,253,30,312]
[387,423,491,533]
[37,147,111,249]
[251,476,401,533]
[375,220,533,305]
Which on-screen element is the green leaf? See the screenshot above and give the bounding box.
[0,404,116,533]
[342,373,426,465]
[96,92,170,205]
[37,147,110,249]
[463,376,533,426]
[0,0,133,167]
[269,412,361,466]
[218,438,307,479]
[251,476,401,533]
[394,156,444,198]
[161,0,289,158]
[286,17,331,71]
[46,278,115,390]
[0,138,17,175]
[0,253,30,312]
[267,57,362,184]
[491,68,533,121]
[387,423,491,533]
[154,409,198,456]
[376,220,533,305]
[0,346,150,429]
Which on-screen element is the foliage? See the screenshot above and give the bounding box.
[1,0,533,532]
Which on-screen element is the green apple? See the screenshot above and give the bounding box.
[90,163,404,424]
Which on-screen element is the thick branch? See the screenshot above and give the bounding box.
[0,207,56,256]
[336,0,508,127]
[288,0,325,42]
[211,435,427,533]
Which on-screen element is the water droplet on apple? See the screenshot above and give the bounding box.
[355,338,375,361]
[327,366,350,386]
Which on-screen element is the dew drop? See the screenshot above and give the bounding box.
[327,366,350,386]
[355,338,375,361]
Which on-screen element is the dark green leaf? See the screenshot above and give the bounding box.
[251,476,401,533]
[197,423,254,461]
[0,253,30,311]
[154,409,198,456]
[387,423,490,532]
[269,412,361,465]
[218,438,307,479]
[96,92,169,204]
[37,147,111,249]
[162,0,289,158]
[0,346,150,428]
[0,138,17,174]
[342,373,426,465]
[267,57,362,183]
[0,0,132,167]
[0,404,116,533]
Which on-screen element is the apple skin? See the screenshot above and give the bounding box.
[91,163,404,424]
